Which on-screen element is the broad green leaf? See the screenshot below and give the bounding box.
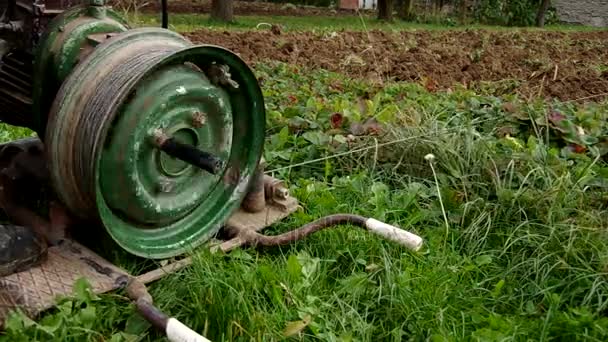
[283,314,312,337]
[492,279,505,298]
[286,254,302,280]
[475,255,493,267]
[79,305,97,328]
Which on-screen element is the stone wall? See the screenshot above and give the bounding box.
[554,0,608,27]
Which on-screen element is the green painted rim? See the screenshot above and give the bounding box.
[95,45,266,259]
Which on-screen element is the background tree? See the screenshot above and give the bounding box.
[459,0,468,24]
[211,0,234,22]
[396,0,413,20]
[377,0,394,21]
[536,0,551,27]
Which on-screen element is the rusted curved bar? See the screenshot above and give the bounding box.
[237,214,424,251]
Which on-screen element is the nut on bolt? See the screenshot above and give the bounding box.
[263,175,289,200]
[191,112,206,128]
[208,64,239,90]
[151,129,169,147]
[157,178,174,193]
[274,187,289,200]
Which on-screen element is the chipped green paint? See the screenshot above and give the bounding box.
[32,4,129,138]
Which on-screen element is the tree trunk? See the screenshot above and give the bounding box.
[536,0,551,27]
[211,0,234,23]
[378,0,393,21]
[397,0,413,20]
[459,0,468,24]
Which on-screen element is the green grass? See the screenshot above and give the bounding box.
[1,60,607,341]
[124,12,607,33]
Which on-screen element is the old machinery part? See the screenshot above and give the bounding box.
[161,0,167,28]
[45,25,265,259]
[0,0,129,129]
[222,214,424,252]
[132,289,210,342]
[154,130,226,175]
[241,160,266,213]
[0,50,33,127]
[32,3,130,135]
[0,0,266,259]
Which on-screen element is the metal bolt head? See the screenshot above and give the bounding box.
[191,112,206,128]
[151,129,168,147]
[274,187,289,200]
[158,178,174,193]
[208,64,240,89]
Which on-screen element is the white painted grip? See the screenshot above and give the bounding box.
[365,218,423,251]
[166,318,211,342]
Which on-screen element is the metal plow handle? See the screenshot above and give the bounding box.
[166,318,211,342]
[229,214,424,252]
[134,295,211,342]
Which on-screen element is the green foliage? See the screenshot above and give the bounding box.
[0,278,146,342]
[2,62,607,341]
[473,0,558,26]
[0,124,36,143]
[130,12,600,34]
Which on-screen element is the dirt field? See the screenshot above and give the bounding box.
[185,29,608,101]
[117,0,362,17]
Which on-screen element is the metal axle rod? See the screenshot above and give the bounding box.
[153,130,225,175]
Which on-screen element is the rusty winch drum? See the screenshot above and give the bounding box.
[3,0,271,259]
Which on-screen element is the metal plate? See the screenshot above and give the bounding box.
[0,240,128,326]
[226,196,300,233]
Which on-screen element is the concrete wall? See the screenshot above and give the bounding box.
[554,0,608,27]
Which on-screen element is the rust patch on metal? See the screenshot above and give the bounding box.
[241,162,265,213]
[191,111,206,128]
[222,165,241,186]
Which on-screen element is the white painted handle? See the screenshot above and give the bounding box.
[365,218,423,251]
[166,318,211,342]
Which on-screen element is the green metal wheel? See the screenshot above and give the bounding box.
[46,28,266,259]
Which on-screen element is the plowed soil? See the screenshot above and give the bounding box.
[184,29,608,101]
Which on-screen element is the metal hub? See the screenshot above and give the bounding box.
[159,128,199,176]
